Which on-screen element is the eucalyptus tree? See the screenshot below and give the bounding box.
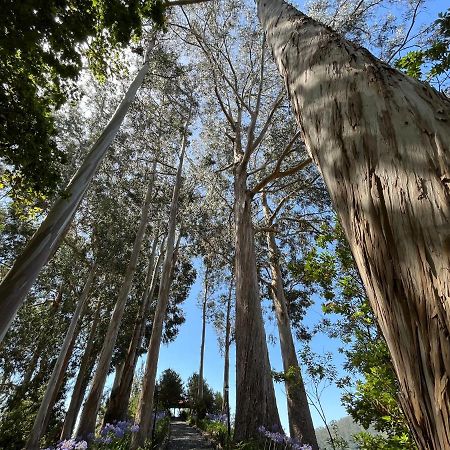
[0,42,157,343]
[102,235,164,424]
[75,146,159,439]
[173,2,324,439]
[132,108,193,449]
[255,164,328,447]
[0,0,214,344]
[198,265,209,404]
[256,0,450,447]
[26,263,97,450]
[60,299,102,440]
[183,153,236,426]
[0,240,93,450]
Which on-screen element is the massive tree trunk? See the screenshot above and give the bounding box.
[103,235,164,424]
[198,268,209,403]
[262,195,317,448]
[233,165,281,441]
[26,265,96,449]
[256,1,450,448]
[60,300,102,440]
[0,39,157,343]
[131,124,188,450]
[76,170,156,438]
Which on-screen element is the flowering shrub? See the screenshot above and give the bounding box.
[154,411,167,422]
[197,414,230,448]
[42,420,140,450]
[205,413,227,424]
[44,439,88,450]
[258,426,312,450]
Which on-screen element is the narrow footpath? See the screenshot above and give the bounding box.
[167,421,214,450]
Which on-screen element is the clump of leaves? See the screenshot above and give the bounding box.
[396,9,450,80]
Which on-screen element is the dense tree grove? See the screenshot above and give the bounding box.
[0,0,449,449]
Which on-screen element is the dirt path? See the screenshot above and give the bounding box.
[167,420,214,450]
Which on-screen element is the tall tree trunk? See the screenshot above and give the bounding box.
[60,300,101,440]
[198,268,209,402]
[76,169,156,439]
[13,296,63,405]
[222,279,232,437]
[0,39,157,343]
[256,1,450,448]
[41,326,78,440]
[131,123,188,450]
[103,235,164,424]
[262,195,317,448]
[26,265,96,449]
[233,165,281,441]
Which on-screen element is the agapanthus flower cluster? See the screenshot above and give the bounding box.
[43,421,141,449]
[258,425,312,450]
[43,438,88,450]
[97,420,139,443]
[155,411,167,421]
[205,413,227,424]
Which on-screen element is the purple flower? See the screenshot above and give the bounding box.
[116,420,129,429]
[114,427,125,438]
[130,424,140,433]
[100,423,115,436]
[74,442,87,450]
[58,439,76,450]
[155,411,167,421]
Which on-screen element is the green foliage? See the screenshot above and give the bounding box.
[293,220,415,448]
[186,373,222,419]
[197,418,230,448]
[353,431,413,450]
[151,416,171,448]
[0,0,167,201]
[157,369,184,410]
[395,9,450,81]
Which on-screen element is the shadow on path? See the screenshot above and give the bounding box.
[168,420,214,450]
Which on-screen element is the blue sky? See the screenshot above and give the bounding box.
[154,268,347,434]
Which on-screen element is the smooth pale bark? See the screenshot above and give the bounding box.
[131,125,188,450]
[4,298,62,413]
[60,301,101,440]
[222,280,232,438]
[76,171,156,438]
[262,195,317,448]
[103,235,164,424]
[41,327,77,440]
[0,39,157,343]
[26,265,96,449]
[234,165,281,441]
[198,269,209,402]
[256,1,450,448]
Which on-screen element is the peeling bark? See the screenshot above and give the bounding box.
[234,165,281,441]
[256,1,450,447]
